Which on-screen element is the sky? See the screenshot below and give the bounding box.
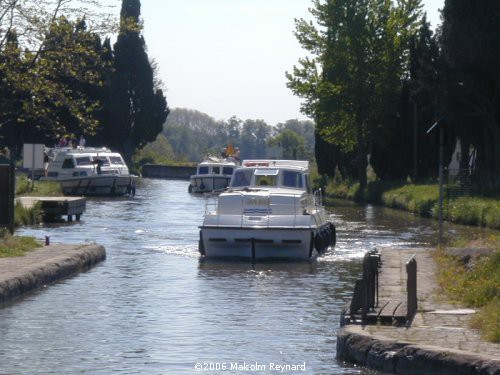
[106,0,444,125]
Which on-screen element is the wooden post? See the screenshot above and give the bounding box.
[406,255,417,321]
[0,164,15,234]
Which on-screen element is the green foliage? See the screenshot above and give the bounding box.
[435,247,500,342]
[287,0,424,189]
[446,197,500,229]
[471,297,500,343]
[102,0,169,163]
[441,0,500,182]
[0,13,116,156]
[133,134,176,169]
[160,108,315,162]
[268,129,313,160]
[382,184,438,216]
[0,235,40,257]
[15,175,62,196]
[14,201,43,227]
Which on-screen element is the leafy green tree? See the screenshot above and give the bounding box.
[440,0,500,186]
[275,119,315,151]
[240,119,271,159]
[0,17,112,156]
[268,129,313,160]
[288,0,422,191]
[102,0,169,163]
[0,1,117,157]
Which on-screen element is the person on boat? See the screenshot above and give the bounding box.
[92,158,104,175]
[78,135,86,147]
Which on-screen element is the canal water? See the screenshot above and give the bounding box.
[4,179,482,374]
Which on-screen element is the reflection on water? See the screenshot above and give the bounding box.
[2,179,483,374]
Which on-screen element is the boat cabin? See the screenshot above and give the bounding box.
[196,161,235,178]
[229,160,312,192]
[46,147,129,179]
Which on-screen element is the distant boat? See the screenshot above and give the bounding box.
[198,159,336,260]
[42,147,136,197]
[188,145,240,193]
[188,156,238,194]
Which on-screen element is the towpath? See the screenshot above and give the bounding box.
[337,247,500,374]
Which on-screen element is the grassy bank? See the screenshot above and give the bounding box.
[434,234,500,342]
[0,235,40,257]
[325,180,500,230]
[13,175,63,227]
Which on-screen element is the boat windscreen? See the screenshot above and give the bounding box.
[109,156,124,165]
[254,168,279,176]
[75,156,92,166]
[93,156,110,166]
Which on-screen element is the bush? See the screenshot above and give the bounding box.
[14,201,43,226]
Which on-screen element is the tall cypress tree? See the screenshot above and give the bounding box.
[103,0,169,163]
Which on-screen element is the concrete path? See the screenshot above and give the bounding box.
[0,243,105,305]
[337,247,500,374]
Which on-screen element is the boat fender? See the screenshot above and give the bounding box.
[198,230,206,256]
[314,232,324,253]
[308,232,314,258]
[329,223,336,247]
[320,230,328,253]
[199,183,205,191]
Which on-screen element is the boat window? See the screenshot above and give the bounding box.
[256,175,276,186]
[93,156,110,166]
[222,166,233,175]
[305,174,311,193]
[109,156,124,165]
[282,170,303,188]
[212,166,220,174]
[231,170,252,187]
[75,156,92,166]
[254,168,279,176]
[198,166,209,174]
[62,158,75,169]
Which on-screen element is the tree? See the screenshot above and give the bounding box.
[268,129,313,160]
[240,119,271,159]
[287,0,423,191]
[102,0,169,163]
[440,0,500,187]
[0,1,117,157]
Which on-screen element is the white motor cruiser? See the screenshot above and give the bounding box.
[199,159,336,260]
[43,147,136,196]
[188,156,238,193]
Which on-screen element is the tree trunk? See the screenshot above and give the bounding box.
[356,122,368,201]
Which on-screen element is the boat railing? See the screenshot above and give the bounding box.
[313,188,323,207]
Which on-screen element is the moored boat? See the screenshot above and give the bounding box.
[198,159,336,260]
[188,146,240,193]
[42,146,136,197]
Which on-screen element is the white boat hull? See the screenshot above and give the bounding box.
[189,175,231,193]
[199,223,334,260]
[59,175,136,196]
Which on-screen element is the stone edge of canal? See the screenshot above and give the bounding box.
[0,243,105,305]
